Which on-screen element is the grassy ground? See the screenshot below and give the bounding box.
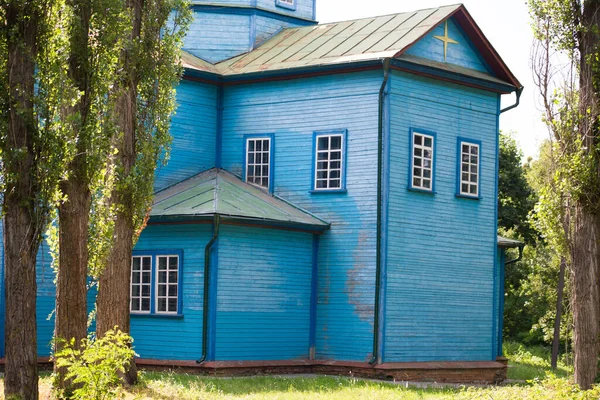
[504,341,572,381]
[1,343,595,399]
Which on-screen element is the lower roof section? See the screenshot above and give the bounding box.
[151,168,330,232]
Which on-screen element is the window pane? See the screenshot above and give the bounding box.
[462,183,469,193]
[132,272,140,284]
[471,165,478,174]
[132,285,140,297]
[142,272,150,284]
[169,271,177,282]
[317,180,327,188]
[318,137,328,150]
[424,150,432,159]
[414,148,422,157]
[471,146,478,155]
[462,144,469,153]
[143,258,151,270]
[330,179,341,188]
[169,284,177,297]
[158,299,166,312]
[131,298,140,311]
[317,171,327,179]
[256,141,262,151]
[414,168,422,177]
[423,169,431,179]
[462,173,469,181]
[158,285,166,296]
[159,271,167,283]
[470,185,477,194]
[158,257,167,270]
[331,151,341,161]
[423,179,431,189]
[168,298,177,312]
[132,258,140,270]
[413,177,421,187]
[263,140,270,151]
[424,137,432,147]
[414,135,422,145]
[141,286,150,296]
[142,298,150,311]
[330,136,341,150]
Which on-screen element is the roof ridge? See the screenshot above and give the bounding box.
[314,4,462,26]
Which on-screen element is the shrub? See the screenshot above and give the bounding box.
[54,328,135,400]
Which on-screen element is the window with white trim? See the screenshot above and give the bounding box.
[279,0,293,4]
[411,132,434,191]
[459,141,480,197]
[245,137,271,190]
[314,133,344,190]
[131,256,152,313]
[130,253,181,315]
[156,255,179,314]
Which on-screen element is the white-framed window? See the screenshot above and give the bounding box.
[130,253,181,315]
[314,131,345,191]
[459,140,480,197]
[245,137,271,190]
[156,255,179,314]
[411,131,434,191]
[131,256,152,313]
[276,0,295,8]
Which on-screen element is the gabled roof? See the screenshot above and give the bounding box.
[182,4,520,89]
[151,169,330,231]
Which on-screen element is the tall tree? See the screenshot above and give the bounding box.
[53,0,125,390]
[498,132,537,244]
[0,1,71,397]
[529,0,600,389]
[95,0,190,383]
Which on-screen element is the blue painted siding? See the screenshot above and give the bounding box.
[216,225,313,360]
[220,70,382,361]
[130,224,211,360]
[183,10,252,63]
[254,14,305,46]
[384,70,499,362]
[405,18,491,74]
[495,249,506,358]
[257,0,315,20]
[36,240,55,357]
[155,79,217,191]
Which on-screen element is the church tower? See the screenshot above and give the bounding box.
[184,0,317,63]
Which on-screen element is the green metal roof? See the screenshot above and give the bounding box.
[151,169,330,231]
[181,3,520,89]
[217,5,462,75]
[497,236,523,249]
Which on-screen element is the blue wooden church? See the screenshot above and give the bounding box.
[1,1,523,382]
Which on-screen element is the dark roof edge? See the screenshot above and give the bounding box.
[497,235,524,249]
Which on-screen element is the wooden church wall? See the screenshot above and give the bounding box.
[155,79,218,192]
[183,8,253,63]
[215,225,313,361]
[383,70,500,362]
[220,70,382,362]
[130,224,212,361]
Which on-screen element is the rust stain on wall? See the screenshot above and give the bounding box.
[347,230,375,324]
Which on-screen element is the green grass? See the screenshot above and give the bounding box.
[2,343,596,399]
[503,341,572,381]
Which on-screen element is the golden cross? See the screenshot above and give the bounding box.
[433,21,458,61]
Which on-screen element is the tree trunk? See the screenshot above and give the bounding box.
[96,85,139,385]
[54,177,91,388]
[571,207,600,389]
[3,2,41,398]
[551,257,566,369]
[53,0,93,389]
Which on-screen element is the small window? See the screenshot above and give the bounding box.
[458,139,481,198]
[313,130,346,192]
[130,253,182,315]
[275,0,295,10]
[245,136,272,191]
[410,131,435,191]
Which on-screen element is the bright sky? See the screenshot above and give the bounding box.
[316,0,548,159]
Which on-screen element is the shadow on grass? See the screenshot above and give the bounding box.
[504,341,572,381]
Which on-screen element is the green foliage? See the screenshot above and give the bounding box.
[498,132,538,244]
[54,329,135,400]
[113,0,192,241]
